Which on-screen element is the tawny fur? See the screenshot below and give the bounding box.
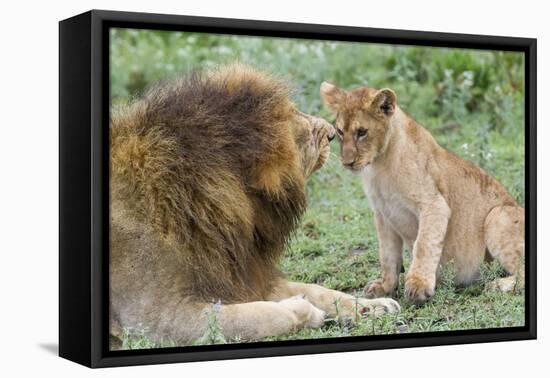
[321,82,524,305]
[109,64,399,349]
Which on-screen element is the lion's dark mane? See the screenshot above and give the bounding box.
[110,65,307,302]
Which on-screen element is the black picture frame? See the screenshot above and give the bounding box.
[59,9,537,368]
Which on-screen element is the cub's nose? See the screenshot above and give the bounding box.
[341,147,357,168]
[342,160,356,168]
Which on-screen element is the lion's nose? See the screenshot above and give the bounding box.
[316,119,336,142]
[327,125,336,142]
[309,115,336,142]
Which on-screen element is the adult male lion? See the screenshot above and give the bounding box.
[109,64,399,348]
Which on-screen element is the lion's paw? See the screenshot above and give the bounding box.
[279,295,326,329]
[357,297,401,317]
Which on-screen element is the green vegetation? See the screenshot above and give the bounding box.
[111,28,525,348]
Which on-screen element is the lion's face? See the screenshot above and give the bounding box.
[291,110,336,178]
[320,82,396,172]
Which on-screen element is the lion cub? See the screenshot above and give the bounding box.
[320,82,524,304]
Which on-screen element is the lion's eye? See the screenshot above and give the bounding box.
[337,128,344,137]
[357,128,368,138]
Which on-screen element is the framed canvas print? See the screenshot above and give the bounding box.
[59,9,537,368]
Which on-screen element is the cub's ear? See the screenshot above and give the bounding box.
[320,81,345,113]
[371,88,397,117]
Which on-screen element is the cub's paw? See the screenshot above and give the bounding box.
[486,276,522,293]
[405,274,435,305]
[358,297,401,317]
[279,295,326,329]
[364,279,396,299]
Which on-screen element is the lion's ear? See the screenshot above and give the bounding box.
[320,82,345,114]
[370,88,397,117]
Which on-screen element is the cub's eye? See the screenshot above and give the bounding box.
[336,128,344,137]
[357,128,368,138]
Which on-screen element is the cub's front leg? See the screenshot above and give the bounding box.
[405,195,451,304]
[364,211,403,298]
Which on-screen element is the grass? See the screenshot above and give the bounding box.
[112,28,525,349]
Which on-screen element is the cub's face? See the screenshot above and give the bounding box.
[291,110,336,178]
[320,82,397,172]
